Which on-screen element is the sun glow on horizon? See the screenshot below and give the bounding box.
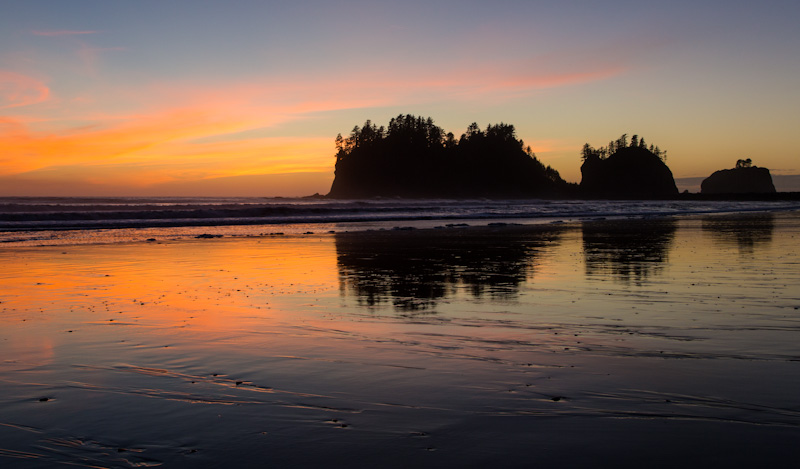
[1,1,798,195]
[0,58,631,195]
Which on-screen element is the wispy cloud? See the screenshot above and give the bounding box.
[32,30,100,37]
[0,71,50,108]
[0,52,626,188]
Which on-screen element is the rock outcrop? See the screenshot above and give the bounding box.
[327,115,574,199]
[700,167,776,194]
[580,146,678,198]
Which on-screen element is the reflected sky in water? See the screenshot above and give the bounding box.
[333,214,783,312]
[335,227,564,311]
[582,218,677,285]
[702,213,775,255]
[336,218,683,309]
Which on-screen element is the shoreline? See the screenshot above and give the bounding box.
[0,199,800,246]
[3,191,800,202]
[1,203,798,248]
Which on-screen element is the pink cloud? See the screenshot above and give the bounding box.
[0,50,629,189]
[272,60,626,105]
[0,71,50,108]
[168,59,625,118]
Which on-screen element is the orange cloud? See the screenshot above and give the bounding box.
[0,55,625,194]
[0,71,396,185]
[0,71,50,108]
[0,109,261,174]
[0,97,338,191]
[70,136,335,187]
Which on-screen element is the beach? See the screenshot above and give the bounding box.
[1,211,799,468]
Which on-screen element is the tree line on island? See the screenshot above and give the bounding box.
[326,114,777,199]
[581,133,666,162]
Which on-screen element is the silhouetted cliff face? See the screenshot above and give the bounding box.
[700,167,776,194]
[329,152,570,199]
[579,146,678,198]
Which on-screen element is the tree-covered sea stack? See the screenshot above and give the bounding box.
[579,134,678,198]
[327,115,571,198]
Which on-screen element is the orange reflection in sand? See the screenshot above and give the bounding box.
[6,218,783,369]
[0,236,341,341]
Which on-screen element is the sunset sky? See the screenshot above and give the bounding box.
[2,0,799,196]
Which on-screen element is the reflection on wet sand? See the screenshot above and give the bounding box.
[2,213,799,467]
[335,226,564,311]
[335,215,772,309]
[702,213,775,255]
[582,218,677,284]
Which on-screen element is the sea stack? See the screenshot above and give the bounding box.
[327,115,573,198]
[580,146,679,198]
[701,161,776,194]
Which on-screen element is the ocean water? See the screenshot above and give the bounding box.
[2,196,799,246]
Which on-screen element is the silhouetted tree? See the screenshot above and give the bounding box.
[335,133,344,154]
[581,143,594,161]
[444,132,457,149]
[580,134,666,163]
[736,158,753,169]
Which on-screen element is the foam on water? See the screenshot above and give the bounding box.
[1,196,799,246]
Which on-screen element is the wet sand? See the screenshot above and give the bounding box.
[1,212,799,467]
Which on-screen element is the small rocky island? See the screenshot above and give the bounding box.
[701,159,776,194]
[327,120,690,200]
[327,115,573,198]
[579,134,678,198]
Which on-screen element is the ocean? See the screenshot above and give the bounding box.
[2,196,799,246]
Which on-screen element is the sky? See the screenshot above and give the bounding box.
[1,0,799,196]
